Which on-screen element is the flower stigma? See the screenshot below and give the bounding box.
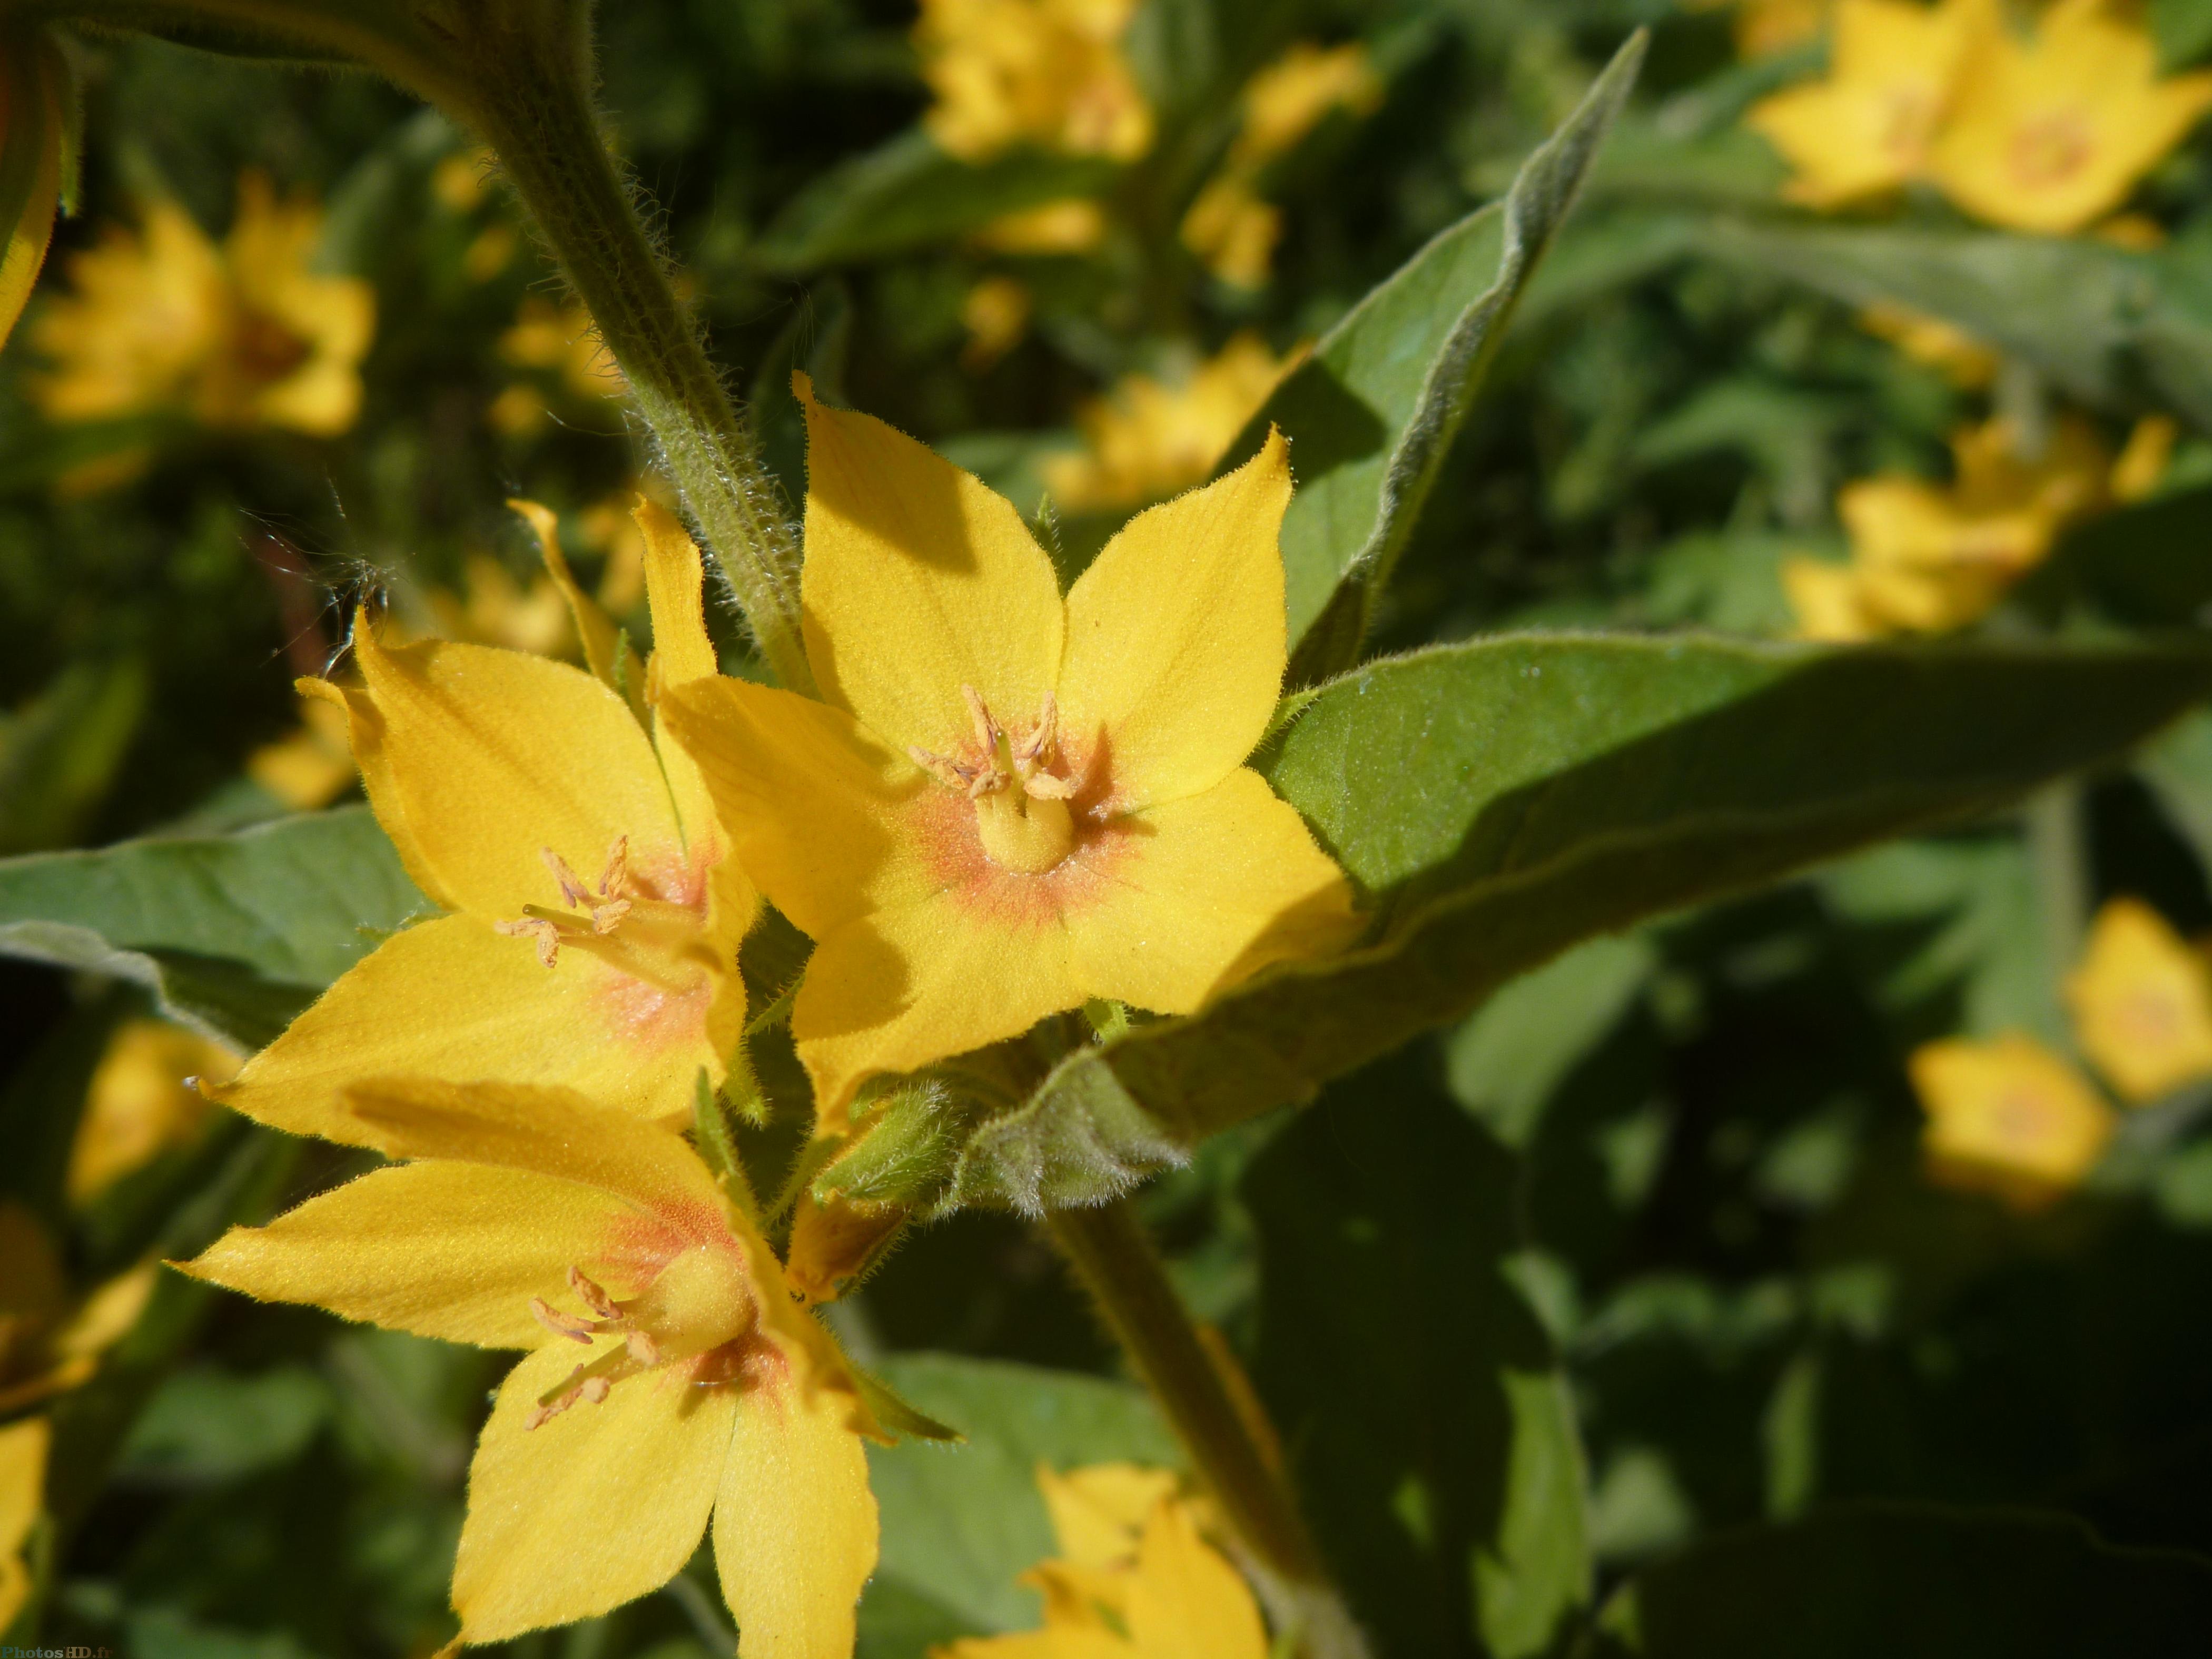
[910,686,1081,875]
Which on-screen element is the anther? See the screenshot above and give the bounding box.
[568,1267,619,1320]
[542,847,593,908]
[962,685,999,754]
[496,916,562,969]
[626,1330,662,1366]
[530,1297,595,1344]
[597,835,629,900]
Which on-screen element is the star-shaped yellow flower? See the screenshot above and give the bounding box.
[0,1415,47,1632]
[210,502,754,1140]
[1746,0,1996,208]
[665,379,1357,1121]
[2064,897,2212,1105]
[180,1079,878,1656]
[1929,0,2212,235]
[67,1019,237,1204]
[1910,1032,2115,1209]
[32,173,374,437]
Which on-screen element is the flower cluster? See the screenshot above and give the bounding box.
[157,372,1351,1652]
[1912,897,2212,1207]
[1747,0,2212,233]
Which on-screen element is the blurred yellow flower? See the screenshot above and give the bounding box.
[499,295,626,403]
[1183,41,1383,288]
[1746,0,1995,208]
[0,1203,156,1415]
[917,0,1153,162]
[1181,175,1281,291]
[1726,0,1835,56]
[1230,42,1383,171]
[0,1415,47,1632]
[974,199,1110,254]
[665,380,1357,1121]
[1911,1033,2115,1209]
[1857,302,1998,387]
[2111,413,2178,503]
[935,1463,1266,1658]
[1929,0,2212,235]
[67,1018,239,1204]
[1044,333,1300,512]
[182,1080,882,1657]
[210,502,754,1142]
[962,275,1034,372]
[32,173,374,437]
[2063,897,2212,1104]
[0,32,67,350]
[430,554,577,658]
[1785,414,2110,640]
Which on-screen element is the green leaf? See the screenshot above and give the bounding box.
[0,806,428,1050]
[117,1365,332,1485]
[0,657,147,855]
[1446,933,1656,1150]
[1247,1059,1589,1658]
[1575,1503,2212,1657]
[1217,31,1644,683]
[946,635,2212,1212]
[750,131,1119,273]
[2153,0,2212,67]
[857,1354,1181,1653]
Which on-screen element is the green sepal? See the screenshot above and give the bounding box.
[851,1363,964,1445]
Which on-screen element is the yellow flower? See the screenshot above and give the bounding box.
[0,1415,47,1632]
[32,173,374,436]
[180,1079,880,1656]
[1928,0,2212,235]
[208,502,754,1142]
[935,1465,1267,1659]
[917,0,1153,162]
[2063,897,2212,1104]
[0,1203,156,1415]
[963,276,1034,372]
[1729,0,1835,56]
[1911,1033,2115,1209]
[1230,42,1383,172]
[67,1019,239,1204]
[974,199,1110,255]
[499,295,626,402]
[1043,334,1299,512]
[1781,556,1880,642]
[665,380,1357,1121]
[249,691,359,811]
[1745,0,1996,208]
[1857,302,1999,387]
[429,554,578,657]
[1180,176,1281,291]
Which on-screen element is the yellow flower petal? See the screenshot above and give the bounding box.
[1060,430,1290,809]
[713,1349,879,1659]
[452,1340,735,1644]
[797,374,1064,758]
[664,678,941,940]
[936,1635,1130,1659]
[794,894,1081,1120]
[176,1162,648,1349]
[1067,768,1358,1014]
[213,913,734,1138]
[637,499,720,694]
[299,675,458,910]
[1123,1498,1268,1659]
[353,624,684,918]
[0,1415,49,1633]
[0,37,64,351]
[1038,1461,1179,1569]
[2064,897,2212,1103]
[338,1078,729,1223]
[511,499,634,699]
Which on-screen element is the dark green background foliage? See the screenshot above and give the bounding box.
[9,1,2212,1655]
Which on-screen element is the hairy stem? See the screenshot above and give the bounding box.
[1049,1199,1371,1659]
[470,50,813,692]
